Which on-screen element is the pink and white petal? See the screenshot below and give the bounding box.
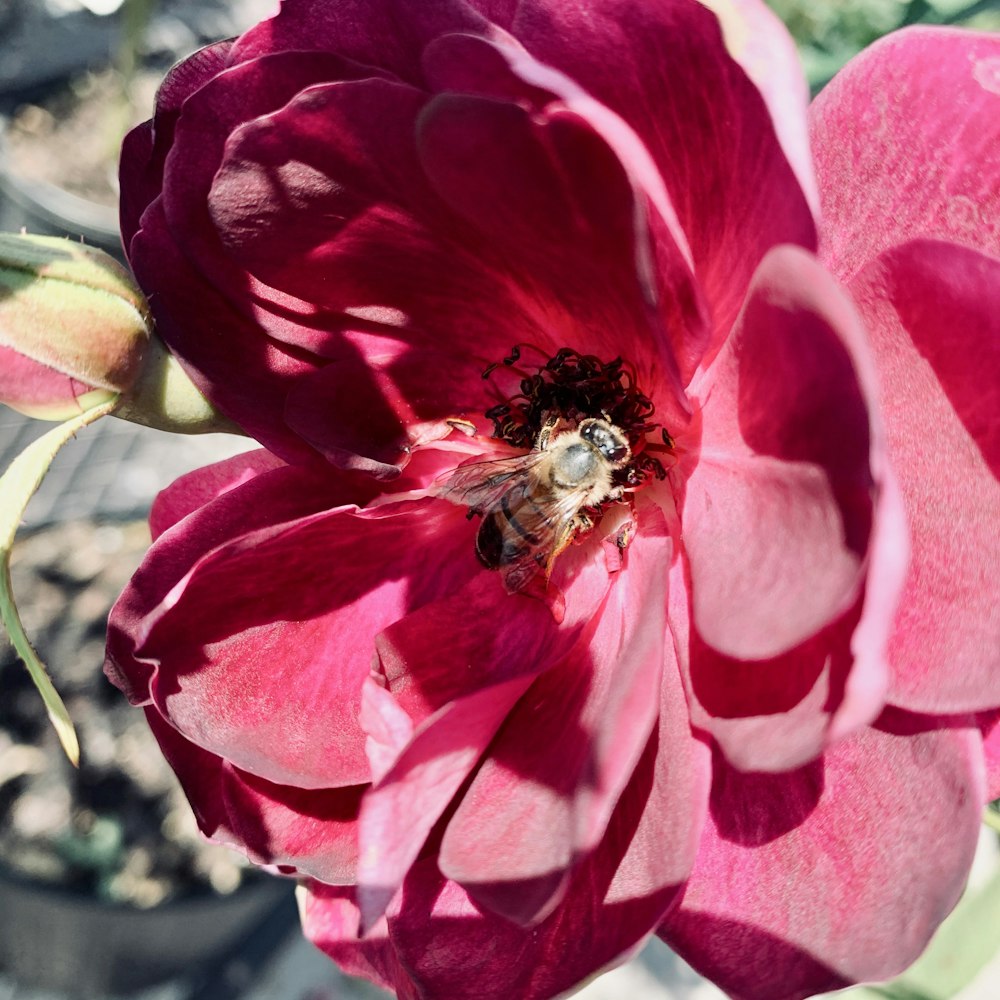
[682,245,895,661]
[377,726,705,1000]
[812,27,1000,282]
[145,709,363,883]
[486,0,816,352]
[123,497,477,791]
[848,241,1000,712]
[437,505,672,925]
[660,716,986,1000]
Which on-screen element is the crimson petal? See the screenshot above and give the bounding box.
[484,0,816,355]
[306,703,709,1000]
[119,39,234,251]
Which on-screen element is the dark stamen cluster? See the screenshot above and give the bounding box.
[483,345,670,485]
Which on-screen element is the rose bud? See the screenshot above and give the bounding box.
[0,233,152,420]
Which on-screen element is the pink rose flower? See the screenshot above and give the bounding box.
[106,2,1000,998]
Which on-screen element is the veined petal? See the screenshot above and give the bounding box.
[848,240,1000,712]
[108,457,479,791]
[344,714,709,1000]
[811,27,1000,282]
[682,245,897,661]
[437,503,672,925]
[106,457,378,704]
[480,0,816,357]
[357,535,617,928]
[145,709,364,883]
[660,716,985,1000]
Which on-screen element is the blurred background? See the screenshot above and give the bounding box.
[1,1,999,998]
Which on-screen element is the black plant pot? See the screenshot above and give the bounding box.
[0,862,293,996]
[0,121,124,264]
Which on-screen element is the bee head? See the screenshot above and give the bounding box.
[578,419,631,468]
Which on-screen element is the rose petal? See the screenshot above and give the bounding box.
[119,39,235,251]
[682,245,893,661]
[811,27,1000,281]
[848,240,1000,712]
[356,675,533,931]
[375,715,708,1000]
[697,0,818,217]
[300,884,416,998]
[356,541,617,928]
[419,33,707,400]
[108,455,479,792]
[106,458,377,704]
[138,498,475,789]
[437,504,672,925]
[283,345,494,478]
[481,0,816,352]
[145,709,363,883]
[149,449,285,540]
[230,0,486,77]
[660,715,985,1000]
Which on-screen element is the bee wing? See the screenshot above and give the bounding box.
[491,487,589,593]
[437,452,543,516]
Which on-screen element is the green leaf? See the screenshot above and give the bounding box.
[0,400,117,765]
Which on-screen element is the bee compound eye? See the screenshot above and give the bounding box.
[579,420,629,465]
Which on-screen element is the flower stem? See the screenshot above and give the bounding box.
[0,400,117,765]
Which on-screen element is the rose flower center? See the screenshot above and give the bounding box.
[442,346,671,593]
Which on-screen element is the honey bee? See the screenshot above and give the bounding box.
[440,417,632,592]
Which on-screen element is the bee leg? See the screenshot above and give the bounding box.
[536,415,559,451]
[543,516,586,579]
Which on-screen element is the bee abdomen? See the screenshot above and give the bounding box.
[475,493,544,569]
